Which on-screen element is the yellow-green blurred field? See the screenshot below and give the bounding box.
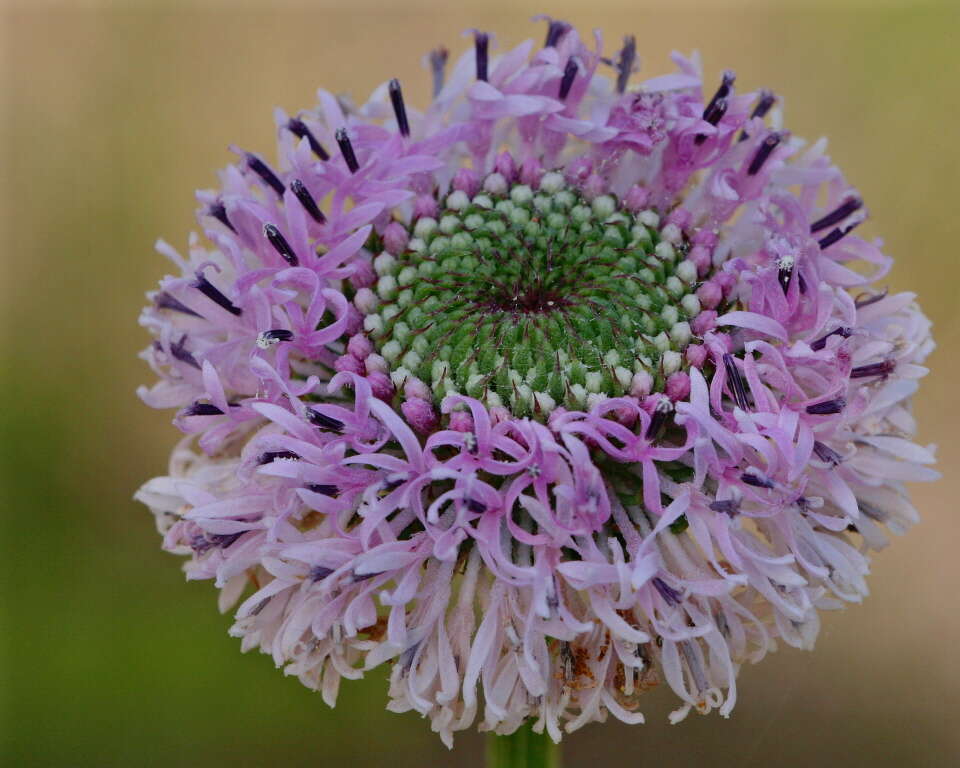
[2,1,958,766]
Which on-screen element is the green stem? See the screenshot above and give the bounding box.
[486,722,560,768]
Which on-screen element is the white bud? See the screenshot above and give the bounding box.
[603,349,621,367]
[413,217,437,239]
[675,259,697,284]
[363,314,384,336]
[533,392,556,414]
[653,332,671,352]
[483,172,507,195]
[373,251,397,276]
[401,350,421,370]
[630,370,653,397]
[510,184,533,205]
[655,241,676,261]
[439,215,461,235]
[381,340,402,362]
[670,321,692,346]
[592,195,616,219]
[585,371,604,393]
[407,237,426,253]
[614,366,633,388]
[587,392,609,410]
[377,274,398,300]
[660,222,683,244]
[446,190,470,211]
[639,210,660,228]
[365,353,388,374]
[681,293,701,316]
[472,193,493,209]
[389,366,412,389]
[665,275,685,297]
[569,383,588,406]
[661,305,679,326]
[540,171,565,194]
[662,350,682,374]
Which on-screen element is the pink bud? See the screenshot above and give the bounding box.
[624,185,650,212]
[692,310,718,336]
[347,334,373,359]
[401,397,438,434]
[343,304,363,336]
[413,194,439,220]
[452,167,480,197]
[581,173,605,201]
[688,245,712,276]
[494,151,517,182]
[448,411,474,433]
[686,344,708,368]
[403,376,432,401]
[564,156,592,187]
[519,156,544,188]
[383,221,409,255]
[714,272,736,294]
[489,406,512,426]
[692,228,718,247]
[667,208,692,229]
[334,354,365,376]
[367,371,395,401]
[666,371,691,401]
[348,257,376,289]
[696,280,723,310]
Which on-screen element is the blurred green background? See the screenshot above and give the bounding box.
[2,1,958,765]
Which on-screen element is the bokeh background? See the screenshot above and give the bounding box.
[2,0,958,765]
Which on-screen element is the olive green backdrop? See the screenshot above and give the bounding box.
[2,1,958,766]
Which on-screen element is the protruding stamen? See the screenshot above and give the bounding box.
[290,179,326,223]
[850,360,896,379]
[854,288,888,309]
[704,70,736,116]
[740,470,774,489]
[818,220,861,250]
[694,97,728,145]
[429,47,448,97]
[645,398,674,440]
[306,407,344,433]
[810,197,863,233]
[256,329,294,349]
[747,132,782,175]
[652,577,682,606]
[304,483,338,497]
[738,89,776,141]
[207,201,236,233]
[286,118,329,160]
[543,19,570,48]
[263,223,298,266]
[335,127,359,173]
[723,353,750,411]
[166,336,200,369]
[813,441,843,466]
[806,397,847,415]
[810,327,853,351]
[558,57,578,100]
[474,32,489,82]
[615,35,636,94]
[193,271,242,316]
[154,291,201,317]
[387,79,410,137]
[709,499,741,517]
[184,402,224,417]
[258,450,300,465]
[245,153,285,197]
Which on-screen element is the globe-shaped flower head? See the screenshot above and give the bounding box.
[136,17,937,746]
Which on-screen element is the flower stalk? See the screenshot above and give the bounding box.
[487,724,559,768]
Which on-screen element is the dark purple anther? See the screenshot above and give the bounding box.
[738,89,777,141]
[615,35,636,94]
[810,197,863,233]
[286,117,329,160]
[290,179,326,224]
[723,353,750,411]
[184,402,225,417]
[335,127,359,173]
[193,271,242,316]
[558,57,578,100]
[309,565,334,582]
[709,499,741,517]
[258,450,300,465]
[475,32,489,82]
[806,397,847,415]
[208,201,236,233]
[694,97,728,145]
[245,153,285,198]
[263,223,299,266]
[813,441,843,466]
[740,471,775,489]
[305,483,338,497]
[851,360,896,379]
[169,335,200,369]
[652,577,683,606]
[748,132,782,175]
[388,78,410,137]
[810,326,853,351]
[465,498,487,514]
[429,47,449,98]
[155,291,202,317]
[777,258,795,294]
[306,408,344,433]
[855,288,888,309]
[705,70,736,116]
[260,329,294,344]
[544,19,570,47]
[818,220,861,250]
[645,399,674,440]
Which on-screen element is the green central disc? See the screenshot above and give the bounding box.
[364,172,702,416]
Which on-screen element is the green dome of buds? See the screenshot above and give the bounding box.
[363,171,702,416]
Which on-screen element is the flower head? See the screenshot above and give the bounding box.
[136,18,936,745]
